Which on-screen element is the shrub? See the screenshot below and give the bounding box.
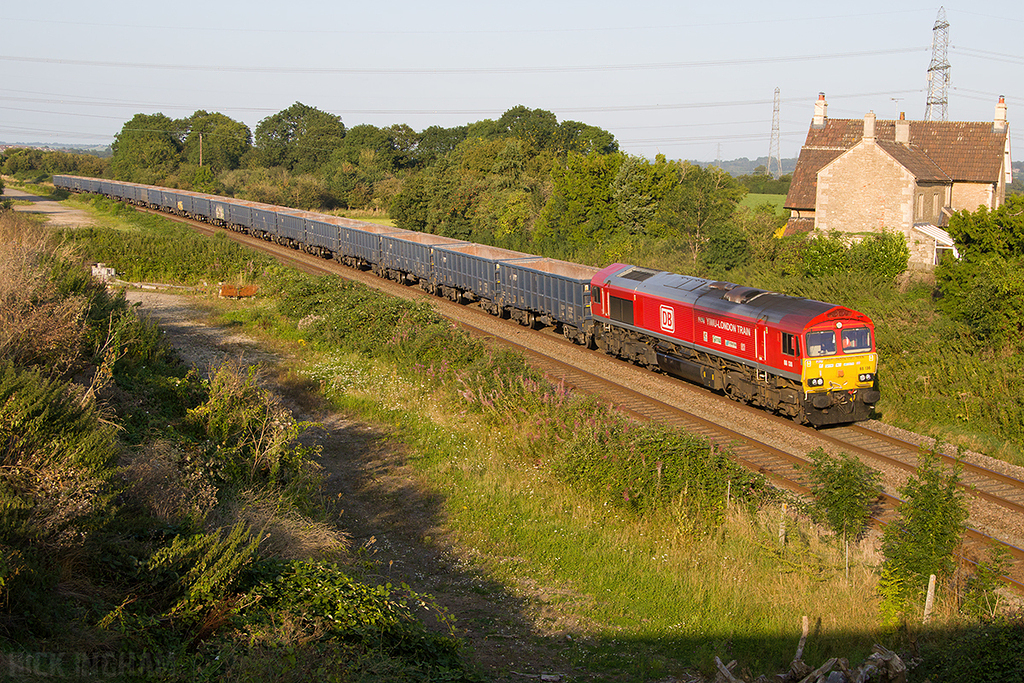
[848,230,910,281]
[145,521,262,622]
[700,223,751,273]
[919,611,1024,683]
[802,232,850,277]
[0,213,89,374]
[961,545,1012,620]
[937,253,1024,347]
[0,363,118,546]
[239,560,468,672]
[878,450,968,626]
[808,448,882,542]
[183,360,322,500]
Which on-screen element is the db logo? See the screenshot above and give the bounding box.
[660,305,675,333]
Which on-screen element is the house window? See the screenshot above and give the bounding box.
[917,194,925,220]
[932,193,940,218]
[936,246,956,266]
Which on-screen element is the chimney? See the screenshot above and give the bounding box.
[863,111,876,142]
[812,92,828,129]
[994,95,1008,133]
[896,112,910,144]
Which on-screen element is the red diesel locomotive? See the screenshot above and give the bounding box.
[587,264,880,426]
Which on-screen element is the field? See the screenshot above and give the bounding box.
[739,192,786,213]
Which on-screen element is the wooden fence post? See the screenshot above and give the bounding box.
[923,574,937,623]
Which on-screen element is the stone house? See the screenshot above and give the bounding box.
[784,93,1012,267]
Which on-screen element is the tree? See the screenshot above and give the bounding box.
[944,195,1024,261]
[181,111,251,174]
[252,102,345,173]
[878,450,968,626]
[415,125,468,166]
[335,124,392,169]
[533,151,624,250]
[733,201,787,263]
[937,195,1024,346]
[555,120,619,155]
[807,448,882,580]
[498,105,558,150]
[649,161,744,260]
[389,171,431,231]
[110,113,183,184]
[735,172,792,195]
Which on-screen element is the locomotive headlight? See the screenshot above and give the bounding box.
[808,377,824,387]
[859,373,874,382]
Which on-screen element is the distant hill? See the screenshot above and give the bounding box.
[0,142,111,157]
[688,156,798,176]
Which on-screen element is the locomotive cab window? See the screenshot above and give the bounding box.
[782,332,800,357]
[592,286,601,305]
[806,330,836,357]
[841,327,872,353]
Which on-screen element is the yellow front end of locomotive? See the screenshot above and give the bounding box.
[803,352,877,394]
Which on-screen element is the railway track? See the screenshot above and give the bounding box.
[144,208,1024,592]
[463,317,1024,590]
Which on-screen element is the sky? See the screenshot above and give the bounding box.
[2,1,1021,163]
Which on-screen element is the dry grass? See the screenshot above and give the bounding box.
[121,441,219,525]
[121,430,350,559]
[0,211,88,374]
[218,488,351,560]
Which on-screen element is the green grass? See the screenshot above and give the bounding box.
[739,193,787,213]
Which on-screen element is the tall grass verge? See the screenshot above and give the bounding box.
[302,349,886,678]
[58,195,277,286]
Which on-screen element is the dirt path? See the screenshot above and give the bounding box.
[126,290,580,682]
[2,186,96,227]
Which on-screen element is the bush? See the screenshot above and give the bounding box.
[937,254,1024,347]
[808,448,882,542]
[877,450,968,626]
[919,611,1024,683]
[700,223,751,273]
[802,230,909,281]
[183,360,322,500]
[802,232,850,277]
[239,560,469,673]
[848,230,910,281]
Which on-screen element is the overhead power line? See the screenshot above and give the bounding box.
[0,87,925,120]
[0,47,928,76]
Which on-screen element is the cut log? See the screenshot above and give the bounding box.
[715,657,743,683]
[797,657,837,683]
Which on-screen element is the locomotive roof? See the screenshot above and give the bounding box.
[597,264,870,331]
